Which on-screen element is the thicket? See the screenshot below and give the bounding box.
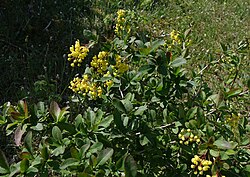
[0,0,249,177]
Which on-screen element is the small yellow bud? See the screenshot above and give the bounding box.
[198,166,203,171]
[184,141,189,145]
[187,129,191,132]
[194,171,198,175]
[194,155,200,161]
[191,165,196,168]
[203,166,210,171]
[199,171,203,175]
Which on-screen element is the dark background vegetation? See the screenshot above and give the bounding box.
[0,0,249,103]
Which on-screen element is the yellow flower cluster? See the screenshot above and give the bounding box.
[115,9,126,35]
[68,40,89,67]
[178,129,201,145]
[91,51,109,74]
[170,30,181,44]
[69,75,102,99]
[112,55,129,76]
[191,155,212,175]
[206,175,225,177]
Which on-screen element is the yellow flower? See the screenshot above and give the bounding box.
[68,40,89,67]
[170,30,181,44]
[91,51,109,74]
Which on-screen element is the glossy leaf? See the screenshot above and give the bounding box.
[52,126,62,143]
[80,143,91,159]
[124,155,137,177]
[60,158,79,169]
[89,142,103,154]
[96,148,114,166]
[214,139,238,150]
[170,57,186,67]
[113,98,126,113]
[134,105,147,116]
[20,158,29,173]
[24,131,33,155]
[99,115,113,128]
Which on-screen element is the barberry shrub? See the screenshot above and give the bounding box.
[0,9,249,177]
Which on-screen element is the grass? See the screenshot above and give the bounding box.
[0,0,249,105]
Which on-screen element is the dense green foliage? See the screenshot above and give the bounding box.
[0,0,249,177]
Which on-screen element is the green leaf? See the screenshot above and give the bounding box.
[41,146,49,161]
[30,123,44,131]
[223,163,230,170]
[87,109,96,128]
[89,142,103,154]
[57,122,76,135]
[20,158,29,173]
[124,155,137,177]
[226,88,242,99]
[113,110,125,132]
[140,136,150,146]
[99,115,113,128]
[52,126,62,143]
[170,57,186,67]
[60,158,79,169]
[134,105,147,116]
[121,99,133,113]
[52,146,65,156]
[138,65,155,74]
[149,39,165,53]
[24,131,33,155]
[0,166,9,174]
[225,149,236,155]
[58,106,69,122]
[214,139,238,150]
[18,100,29,119]
[9,162,21,177]
[70,147,79,160]
[27,166,38,173]
[96,148,114,167]
[75,114,83,129]
[113,98,126,113]
[209,149,220,157]
[220,151,229,160]
[186,107,197,120]
[207,94,220,107]
[80,143,91,159]
[0,150,9,173]
[244,165,250,172]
